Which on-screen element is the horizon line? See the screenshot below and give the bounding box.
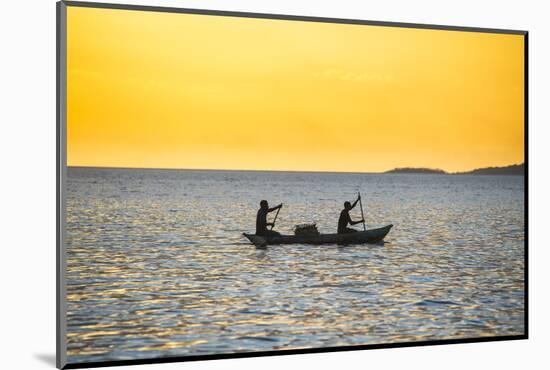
[67,162,525,175]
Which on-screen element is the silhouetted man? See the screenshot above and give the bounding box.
[338,194,364,234]
[256,200,283,236]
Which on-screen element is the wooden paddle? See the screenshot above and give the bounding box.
[270,204,282,230]
[358,191,367,231]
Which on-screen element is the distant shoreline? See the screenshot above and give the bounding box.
[386,163,524,175]
[68,163,525,176]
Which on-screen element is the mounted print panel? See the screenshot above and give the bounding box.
[57,1,527,368]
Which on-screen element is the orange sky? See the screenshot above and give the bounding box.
[66,6,525,173]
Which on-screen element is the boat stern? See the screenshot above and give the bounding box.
[242,233,268,249]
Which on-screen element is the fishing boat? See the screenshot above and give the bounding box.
[243,224,393,248]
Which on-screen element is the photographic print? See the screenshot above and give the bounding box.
[58,2,526,368]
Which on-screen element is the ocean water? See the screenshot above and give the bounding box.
[65,167,525,363]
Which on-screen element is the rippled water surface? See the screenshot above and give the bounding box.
[66,168,525,363]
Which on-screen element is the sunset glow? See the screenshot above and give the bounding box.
[67,6,524,173]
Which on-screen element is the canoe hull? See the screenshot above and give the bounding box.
[243,224,393,248]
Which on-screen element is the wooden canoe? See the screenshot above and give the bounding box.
[243,224,393,248]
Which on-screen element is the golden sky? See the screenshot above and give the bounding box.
[67,6,524,173]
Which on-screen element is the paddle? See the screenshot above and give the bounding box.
[270,204,282,230]
[358,191,367,231]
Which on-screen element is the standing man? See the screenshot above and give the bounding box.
[337,194,364,234]
[256,200,283,236]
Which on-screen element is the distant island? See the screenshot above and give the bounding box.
[458,163,524,175]
[385,167,446,174]
[385,163,524,175]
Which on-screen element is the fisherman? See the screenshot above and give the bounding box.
[256,200,283,236]
[337,194,364,234]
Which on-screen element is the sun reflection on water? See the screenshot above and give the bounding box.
[66,168,524,363]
